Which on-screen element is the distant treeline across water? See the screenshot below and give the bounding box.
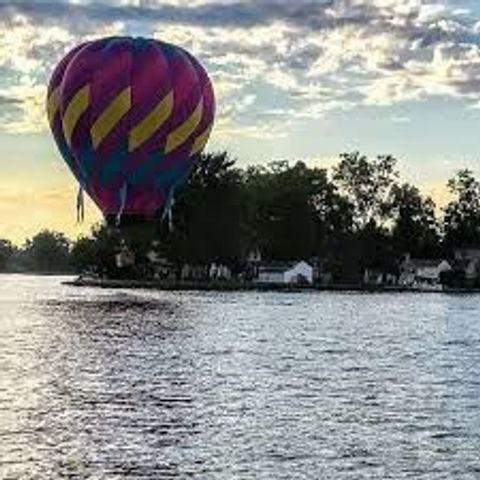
[1,151,480,285]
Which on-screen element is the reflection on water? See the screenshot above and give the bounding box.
[1,274,480,478]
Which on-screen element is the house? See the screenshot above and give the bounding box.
[451,249,480,286]
[454,248,480,261]
[209,263,232,280]
[399,255,451,288]
[247,249,262,264]
[309,257,332,285]
[363,269,397,286]
[146,250,176,280]
[115,244,135,268]
[244,249,262,280]
[181,264,209,281]
[256,261,314,285]
[363,268,385,286]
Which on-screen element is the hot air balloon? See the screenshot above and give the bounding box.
[47,36,215,227]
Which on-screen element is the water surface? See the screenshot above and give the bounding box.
[1,275,480,479]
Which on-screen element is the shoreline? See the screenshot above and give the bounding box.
[62,277,480,294]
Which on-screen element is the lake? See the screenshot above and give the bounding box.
[1,274,480,479]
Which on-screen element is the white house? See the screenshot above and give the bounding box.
[256,261,314,285]
[209,263,232,280]
[399,256,451,288]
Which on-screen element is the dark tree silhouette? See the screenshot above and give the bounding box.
[165,152,249,265]
[20,230,71,273]
[245,161,327,260]
[333,152,399,229]
[0,239,16,272]
[71,224,121,276]
[390,183,440,258]
[6,151,480,286]
[444,169,480,250]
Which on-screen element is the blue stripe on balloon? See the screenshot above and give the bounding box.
[99,141,130,187]
[153,162,189,190]
[127,151,166,187]
[97,142,191,207]
[57,134,89,189]
[125,147,189,190]
[57,136,76,174]
[78,142,96,188]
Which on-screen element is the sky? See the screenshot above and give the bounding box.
[2,0,480,243]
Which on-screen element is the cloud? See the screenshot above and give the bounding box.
[0,1,337,31]
[0,94,21,105]
[1,0,480,140]
[0,12,124,132]
[0,76,50,133]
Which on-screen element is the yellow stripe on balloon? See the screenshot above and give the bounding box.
[90,87,131,150]
[190,123,213,156]
[62,85,90,147]
[47,86,61,126]
[129,91,174,152]
[164,98,203,154]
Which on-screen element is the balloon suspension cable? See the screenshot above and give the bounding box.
[162,186,176,232]
[76,186,85,223]
[116,182,128,227]
[168,196,175,231]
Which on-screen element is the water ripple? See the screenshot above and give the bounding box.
[1,275,480,478]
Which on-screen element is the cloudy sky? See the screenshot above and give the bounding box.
[2,0,480,242]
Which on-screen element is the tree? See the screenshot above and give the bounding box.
[310,175,354,260]
[389,183,440,258]
[70,236,97,273]
[330,152,400,281]
[0,239,16,272]
[245,161,338,260]
[444,169,480,250]
[165,152,249,266]
[333,152,399,229]
[21,230,71,272]
[71,224,121,276]
[58,150,480,285]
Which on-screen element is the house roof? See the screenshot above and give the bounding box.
[403,258,448,269]
[451,258,478,270]
[259,261,312,273]
[146,251,174,265]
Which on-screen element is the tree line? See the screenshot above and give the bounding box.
[1,151,480,282]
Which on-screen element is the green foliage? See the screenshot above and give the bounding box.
[333,152,399,229]
[5,151,480,284]
[70,224,121,275]
[0,239,16,272]
[20,230,71,273]
[389,183,440,257]
[444,169,480,249]
[164,152,249,264]
[246,161,315,259]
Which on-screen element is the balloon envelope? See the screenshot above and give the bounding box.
[47,36,215,223]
